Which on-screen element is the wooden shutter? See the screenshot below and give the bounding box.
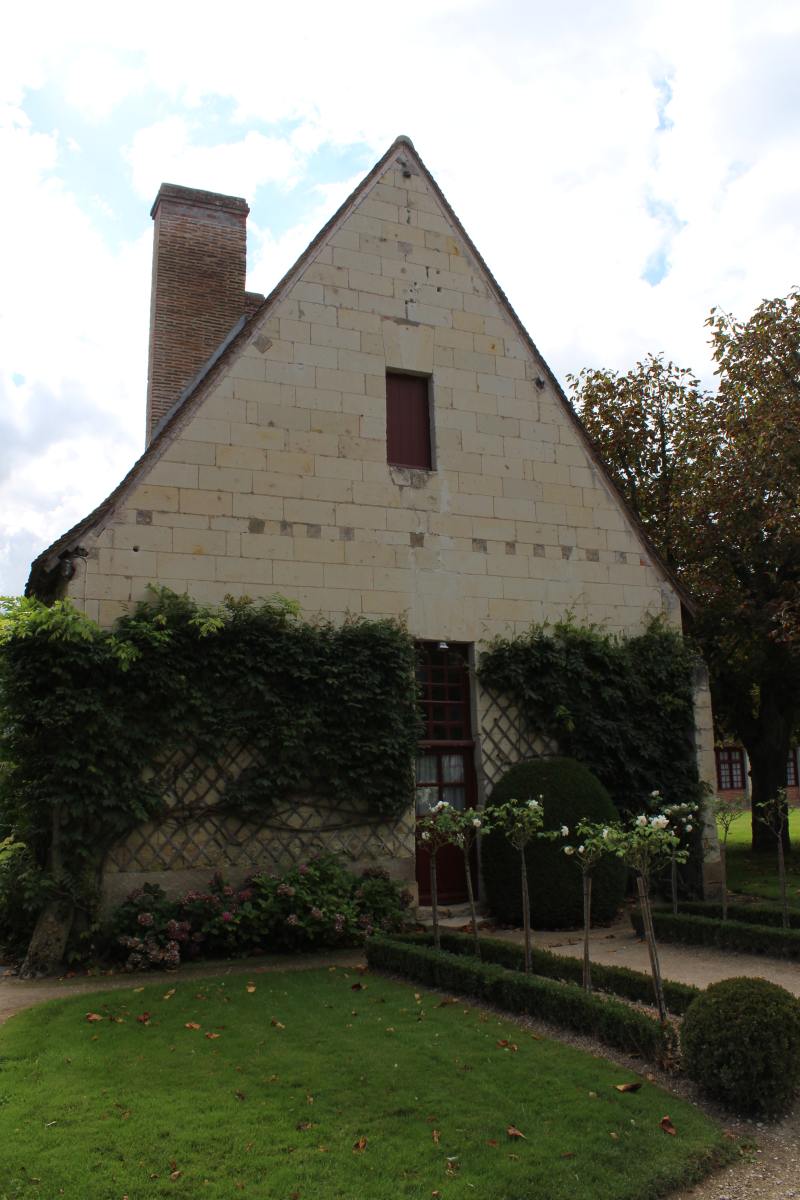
[386,373,431,469]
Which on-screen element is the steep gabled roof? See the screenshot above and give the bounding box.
[27,135,694,614]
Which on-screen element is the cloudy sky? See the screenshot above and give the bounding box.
[1,0,798,596]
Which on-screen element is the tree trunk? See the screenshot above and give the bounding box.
[720,843,728,921]
[463,843,481,960]
[670,855,678,916]
[636,874,667,1022]
[520,846,531,974]
[777,835,790,930]
[20,803,73,979]
[430,851,440,950]
[582,872,592,992]
[744,710,793,854]
[19,902,73,978]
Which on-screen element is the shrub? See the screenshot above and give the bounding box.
[366,936,674,1062]
[109,857,412,969]
[482,758,626,927]
[670,899,800,930]
[630,909,800,959]
[399,929,700,1015]
[681,977,800,1117]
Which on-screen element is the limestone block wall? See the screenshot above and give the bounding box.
[65,150,682,647]
[692,662,723,895]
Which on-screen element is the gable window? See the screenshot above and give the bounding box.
[386,372,432,470]
[716,746,745,791]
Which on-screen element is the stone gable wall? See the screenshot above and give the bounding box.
[67,154,680,642]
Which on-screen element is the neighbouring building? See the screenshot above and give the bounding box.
[26,136,722,905]
[715,744,800,807]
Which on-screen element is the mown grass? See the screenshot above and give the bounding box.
[0,967,730,1200]
[719,809,800,907]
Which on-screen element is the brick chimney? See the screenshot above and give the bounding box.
[146,184,258,441]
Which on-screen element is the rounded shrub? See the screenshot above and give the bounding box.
[681,976,800,1118]
[481,757,626,928]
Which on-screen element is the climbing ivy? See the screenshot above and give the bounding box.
[0,589,419,929]
[478,618,704,816]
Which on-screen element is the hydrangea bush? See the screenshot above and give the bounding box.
[110,855,412,970]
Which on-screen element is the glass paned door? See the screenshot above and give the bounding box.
[414,642,478,905]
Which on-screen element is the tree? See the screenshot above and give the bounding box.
[570,288,800,852]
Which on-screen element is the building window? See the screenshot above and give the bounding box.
[386,372,432,470]
[787,749,798,788]
[716,746,745,791]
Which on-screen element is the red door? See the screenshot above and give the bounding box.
[414,643,478,905]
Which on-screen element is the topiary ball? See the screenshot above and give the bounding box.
[481,757,626,929]
[681,977,800,1118]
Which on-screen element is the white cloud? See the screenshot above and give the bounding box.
[125,119,305,202]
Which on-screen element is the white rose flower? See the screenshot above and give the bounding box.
[472,818,482,828]
[602,827,610,839]
[577,845,585,854]
[685,824,693,832]
[650,790,661,798]
[636,814,648,827]
[563,846,575,856]
[528,798,540,809]
[561,825,569,836]
[421,830,431,841]
[650,814,669,829]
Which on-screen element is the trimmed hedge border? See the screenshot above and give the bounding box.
[666,900,800,930]
[399,930,699,1016]
[366,936,676,1063]
[631,910,800,959]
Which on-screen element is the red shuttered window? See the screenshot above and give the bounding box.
[386,373,432,469]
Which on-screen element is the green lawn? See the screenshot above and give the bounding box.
[0,967,729,1200]
[719,809,800,907]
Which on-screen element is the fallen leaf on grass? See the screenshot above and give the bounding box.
[184,1022,201,1031]
[132,986,145,993]
[485,1139,498,1148]
[560,1152,575,1159]
[436,997,457,1008]
[351,982,366,991]
[506,1125,526,1140]
[271,1018,286,1029]
[496,1040,518,1052]
[169,1170,182,1181]
[136,1013,151,1025]
[353,1136,367,1153]
[246,983,256,993]
[235,1091,246,1102]
[431,1129,441,1144]
[163,989,176,1000]
[306,1094,314,1105]
[205,1032,221,1040]
[660,1116,677,1136]
[609,1132,620,1141]
[296,1120,315,1131]
[445,1157,459,1176]
[86,1013,104,1023]
[614,1082,642,1093]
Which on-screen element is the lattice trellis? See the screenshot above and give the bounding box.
[478,686,558,795]
[106,741,415,877]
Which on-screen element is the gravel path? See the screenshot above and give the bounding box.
[1,924,798,1199]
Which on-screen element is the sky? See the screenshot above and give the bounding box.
[1,0,799,596]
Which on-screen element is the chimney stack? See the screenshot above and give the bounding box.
[146,184,254,441]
